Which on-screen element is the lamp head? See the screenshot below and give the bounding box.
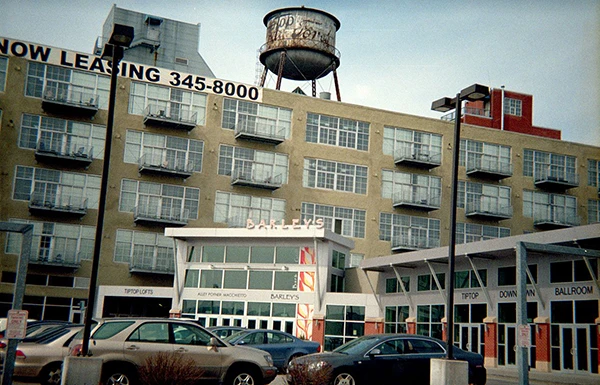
[431,97,456,112]
[460,83,490,101]
[108,24,135,47]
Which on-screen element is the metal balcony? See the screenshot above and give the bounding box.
[534,167,579,190]
[394,147,442,169]
[41,86,99,117]
[234,118,286,145]
[28,193,88,217]
[138,154,194,179]
[143,105,197,130]
[465,200,513,220]
[231,168,283,190]
[466,158,513,180]
[391,236,439,253]
[133,205,189,226]
[533,212,581,229]
[30,250,81,270]
[129,258,174,275]
[35,139,93,168]
[392,192,440,211]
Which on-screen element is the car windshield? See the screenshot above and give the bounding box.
[333,336,383,355]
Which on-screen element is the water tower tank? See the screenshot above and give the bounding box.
[259,7,341,81]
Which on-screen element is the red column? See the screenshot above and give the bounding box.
[312,314,325,348]
[364,318,384,335]
[169,308,181,318]
[534,317,551,372]
[483,316,498,368]
[406,317,416,334]
[441,317,447,342]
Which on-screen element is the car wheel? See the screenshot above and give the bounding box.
[102,365,136,385]
[226,367,259,385]
[333,371,357,385]
[40,362,62,385]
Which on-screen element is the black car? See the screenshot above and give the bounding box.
[289,334,486,385]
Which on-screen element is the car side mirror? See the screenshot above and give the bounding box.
[368,348,381,358]
[209,337,219,347]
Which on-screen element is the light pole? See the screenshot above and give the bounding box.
[81,23,134,357]
[431,83,489,360]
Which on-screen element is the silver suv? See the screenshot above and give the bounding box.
[69,318,277,385]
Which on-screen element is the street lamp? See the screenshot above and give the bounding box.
[81,23,134,357]
[431,83,490,360]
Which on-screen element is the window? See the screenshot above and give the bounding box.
[214,191,285,227]
[550,259,598,283]
[129,81,207,125]
[0,56,8,91]
[416,304,444,339]
[128,322,169,343]
[324,305,365,351]
[218,145,288,184]
[349,253,364,267]
[523,190,578,226]
[460,139,512,175]
[589,200,600,224]
[330,275,344,292]
[332,250,346,269]
[504,98,522,116]
[454,269,487,288]
[19,114,106,159]
[385,276,410,293]
[497,265,538,286]
[124,130,203,172]
[523,149,577,184]
[301,202,366,238]
[222,98,291,139]
[456,222,510,244]
[588,159,600,188]
[114,230,174,273]
[6,219,95,264]
[384,306,409,333]
[25,62,109,107]
[457,181,511,217]
[381,170,441,207]
[383,127,442,164]
[13,165,101,209]
[303,158,368,194]
[119,179,200,220]
[306,113,369,151]
[379,213,440,249]
[417,273,445,292]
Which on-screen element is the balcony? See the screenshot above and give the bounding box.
[534,166,579,190]
[35,139,93,168]
[29,192,88,217]
[465,199,512,220]
[231,167,283,190]
[41,85,99,117]
[391,235,440,253]
[466,158,513,180]
[30,250,81,270]
[392,191,440,211]
[143,105,197,131]
[138,153,194,179]
[234,117,286,145]
[394,147,442,169]
[133,205,189,227]
[129,256,174,275]
[533,210,581,229]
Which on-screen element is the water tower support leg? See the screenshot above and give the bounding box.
[276,51,286,90]
[312,80,317,97]
[259,66,268,87]
[333,66,341,101]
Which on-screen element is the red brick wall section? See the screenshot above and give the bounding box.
[312,316,325,348]
[484,322,498,360]
[364,319,384,334]
[406,317,416,335]
[535,322,551,365]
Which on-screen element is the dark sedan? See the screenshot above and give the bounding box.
[225,329,321,372]
[289,334,486,385]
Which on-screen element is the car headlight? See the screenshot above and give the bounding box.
[307,360,327,371]
[264,354,274,366]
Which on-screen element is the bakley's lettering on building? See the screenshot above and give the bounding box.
[271,293,300,301]
[555,285,593,296]
[246,218,324,230]
[0,37,263,102]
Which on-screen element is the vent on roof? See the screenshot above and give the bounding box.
[145,15,163,26]
[175,57,189,66]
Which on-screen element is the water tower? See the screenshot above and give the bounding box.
[258,6,342,100]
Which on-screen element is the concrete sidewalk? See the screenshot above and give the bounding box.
[487,367,600,385]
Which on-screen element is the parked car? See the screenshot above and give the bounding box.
[0,320,73,348]
[225,329,321,372]
[68,318,278,385]
[289,334,486,385]
[207,326,246,339]
[1,324,83,385]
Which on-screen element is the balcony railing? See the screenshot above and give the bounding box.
[231,167,283,190]
[441,107,491,122]
[533,210,581,229]
[41,85,99,117]
[534,166,579,189]
[29,192,88,216]
[143,104,197,130]
[133,205,189,226]
[392,191,441,211]
[466,158,513,179]
[129,255,175,275]
[138,153,194,179]
[465,198,513,220]
[391,234,440,253]
[234,116,286,145]
[35,138,93,167]
[394,146,442,169]
[31,249,81,269]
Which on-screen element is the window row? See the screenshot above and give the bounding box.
[186,245,308,265]
[183,269,305,291]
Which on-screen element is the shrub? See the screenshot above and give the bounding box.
[138,351,204,385]
[286,356,332,385]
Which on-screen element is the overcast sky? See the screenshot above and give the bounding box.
[2,0,599,146]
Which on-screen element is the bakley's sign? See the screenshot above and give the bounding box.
[246,218,324,230]
[0,37,263,102]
